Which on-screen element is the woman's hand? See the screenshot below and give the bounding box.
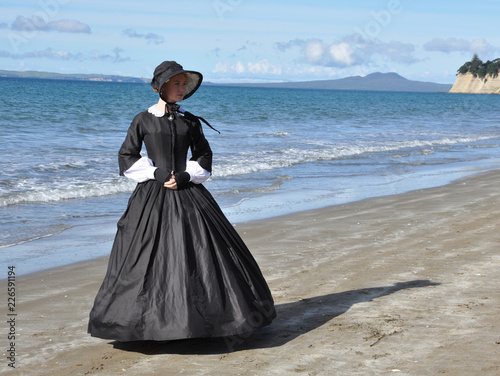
[163,171,190,190]
[164,172,177,190]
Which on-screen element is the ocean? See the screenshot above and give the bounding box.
[1,77,499,275]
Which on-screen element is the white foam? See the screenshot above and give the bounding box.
[0,179,136,207]
[1,135,497,206]
[216,135,497,177]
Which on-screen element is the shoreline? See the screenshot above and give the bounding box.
[3,169,500,374]
[3,161,500,278]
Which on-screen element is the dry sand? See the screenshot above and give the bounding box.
[2,171,500,375]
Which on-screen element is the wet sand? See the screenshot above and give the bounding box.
[3,170,500,375]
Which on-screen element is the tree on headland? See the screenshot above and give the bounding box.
[486,58,500,78]
[457,54,500,80]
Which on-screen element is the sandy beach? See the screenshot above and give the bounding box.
[3,170,500,375]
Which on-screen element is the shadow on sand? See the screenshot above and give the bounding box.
[112,279,439,354]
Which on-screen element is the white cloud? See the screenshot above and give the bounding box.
[212,60,352,81]
[274,38,306,52]
[91,47,130,63]
[329,43,355,66]
[235,61,245,74]
[12,15,48,32]
[214,60,283,76]
[122,29,164,45]
[360,38,418,64]
[247,59,282,75]
[48,20,91,34]
[0,47,129,63]
[301,39,359,67]
[0,48,83,60]
[423,37,497,55]
[305,40,324,63]
[275,34,418,68]
[11,15,91,34]
[213,62,228,73]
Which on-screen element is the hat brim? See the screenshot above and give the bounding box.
[157,69,203,101]
[181,71,203,100]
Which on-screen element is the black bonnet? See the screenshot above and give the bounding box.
[150,61,203,101]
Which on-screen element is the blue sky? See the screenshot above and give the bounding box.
[1,0,499,84]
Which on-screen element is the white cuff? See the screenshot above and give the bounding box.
[186,161,211,184]
[123,157,157,182]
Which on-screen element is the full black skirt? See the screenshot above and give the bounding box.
[88,181,276,342]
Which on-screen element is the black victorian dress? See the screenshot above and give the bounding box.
[88,107,276,342]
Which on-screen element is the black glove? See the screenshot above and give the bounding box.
[174,171,191,189]
[154,168,171,183]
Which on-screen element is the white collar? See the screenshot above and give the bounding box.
[148,104,185,118]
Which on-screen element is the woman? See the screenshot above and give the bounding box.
[88,61,276,342]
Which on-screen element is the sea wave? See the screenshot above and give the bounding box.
[253,131,290,138]
[34,158,106,172]
[0,179,136,207]
[0,135,496,206]
[216,135,497,177]
[0,224,72,249]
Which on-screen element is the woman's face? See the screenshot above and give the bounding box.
[161,73,188,103]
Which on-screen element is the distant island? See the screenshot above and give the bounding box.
[0,69,452,93]
[0,69,147,83]
[207,72,452,93]
[449,55,500,94]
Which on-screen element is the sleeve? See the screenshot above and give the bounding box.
[185,160,211,184]
[186,114,213,173]
[123,156,157,182]
[118,114,144,176]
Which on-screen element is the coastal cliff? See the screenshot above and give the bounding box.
[449,72,500,94]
